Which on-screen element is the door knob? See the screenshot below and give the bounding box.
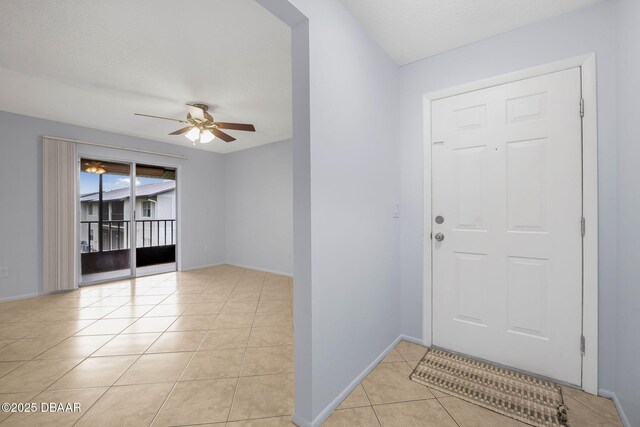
[434,233,445,242]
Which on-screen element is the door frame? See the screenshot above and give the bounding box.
[422,53,598,394]
[75,153,181,285]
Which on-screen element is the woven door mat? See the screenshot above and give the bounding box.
[410,348,568,426]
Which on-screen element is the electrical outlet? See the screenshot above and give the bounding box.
[0,267,8,278]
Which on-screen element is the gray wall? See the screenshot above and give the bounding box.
[263,0,402,423]
[224,139,293,275]
[0,111,226,301]
[615,0,640,423]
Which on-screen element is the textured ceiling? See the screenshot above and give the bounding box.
[0,0,291,153]
[338,0,604,65]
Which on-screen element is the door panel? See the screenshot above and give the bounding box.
[506,256,549,339]
[453,252,489,326]
[506,138,548,232]
[454,146,488,230]
[432,67,583,386]
[134,163,177,275]
[79,159,132,283]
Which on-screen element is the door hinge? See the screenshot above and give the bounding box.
[581,217,586,237]
[580,335,586,354]
[580,98,585,118]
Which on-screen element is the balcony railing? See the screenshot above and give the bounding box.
[136,219,176,248]
[80,219,176,253]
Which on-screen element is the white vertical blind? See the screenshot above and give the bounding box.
[43,137,78,293]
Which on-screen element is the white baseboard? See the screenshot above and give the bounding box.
[399,334,425,346]
[180,261,293,278]
[223,262,293,277]
[179,262,225,272]
[598,389,630,427]
[290,414,311,427]
[291,334,417,427]
[0,287,81,303]
[0,292,40,303]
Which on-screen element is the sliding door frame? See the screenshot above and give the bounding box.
[76,154,180,285]
[76,156,134,285]
[133,161,180,278]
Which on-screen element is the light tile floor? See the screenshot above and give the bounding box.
[0,265,293,426]
[0,265,623,426]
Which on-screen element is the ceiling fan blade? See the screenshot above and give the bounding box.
[215,122,256,132]
[211,128,236,143]
[187,104,205,121]
[134,113,187,123]
[169,126,193,135]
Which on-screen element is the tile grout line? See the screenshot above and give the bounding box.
[67,272,214,426]
[1,289,154,425]
[362,349,451,424]
[64,282,149,425]
[148,268,240,426]
[340,343,461,427]
[3,384,112,426]
[226,270,264,423]
[71,285,184,426]
[563,394,618,424]
[433,396,462,427]
[403,344,462,427]
[359,375,384,427]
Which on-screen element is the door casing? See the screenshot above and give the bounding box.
[422,54,598,394]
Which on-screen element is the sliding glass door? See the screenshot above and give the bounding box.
[134,164,177,276]
[79,159,133,283]
[79,159,177,284]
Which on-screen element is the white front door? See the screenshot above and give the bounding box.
[431,67,583,385]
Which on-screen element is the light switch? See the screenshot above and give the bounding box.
[0,267,8,278]
[393,202,400,218]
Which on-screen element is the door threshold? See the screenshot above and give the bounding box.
[135,262,176,277]
[80,269,132,286]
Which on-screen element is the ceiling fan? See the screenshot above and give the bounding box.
[134,104,255,144]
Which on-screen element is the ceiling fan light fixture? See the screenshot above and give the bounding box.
[84,162,106,175]
[185,127,201,142]
[135,103,255,144]
[200,130,216,143]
